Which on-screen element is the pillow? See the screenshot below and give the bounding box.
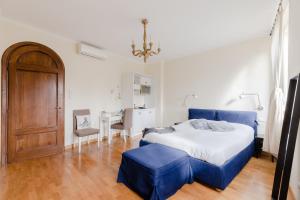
[190,119,210,130]
[76,115,91,129]
[207,120,235,132]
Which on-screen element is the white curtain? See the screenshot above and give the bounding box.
[263,2,289,156]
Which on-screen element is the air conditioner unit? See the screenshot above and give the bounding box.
[77,43,107,60]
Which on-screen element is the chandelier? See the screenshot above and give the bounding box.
[131,19,161,63]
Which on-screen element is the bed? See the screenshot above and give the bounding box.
[140,108,258,190]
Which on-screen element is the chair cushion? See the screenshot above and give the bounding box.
[75,128,99,137]
[111,122,124,130]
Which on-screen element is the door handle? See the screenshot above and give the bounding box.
[56,106,62,110]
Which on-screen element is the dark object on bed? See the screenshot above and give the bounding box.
[142,127,175,137]
[117,143,193,200]
[254,137,264,158]
[174,122,182,125]
[272,74,300,200]
[141,108,257,190]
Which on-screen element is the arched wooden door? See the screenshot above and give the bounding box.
[1,42,65,163]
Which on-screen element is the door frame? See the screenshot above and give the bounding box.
[1,42,65,166]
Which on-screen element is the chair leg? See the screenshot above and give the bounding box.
[108,129,112,145]
[97,132,100,148]
[108,119,111,145]
[99,116,103,142]
[122,130,127,142]
[72,134,75,149]
[99,129,103,142]
[78,137,82,153]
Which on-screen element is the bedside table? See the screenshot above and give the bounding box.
[255,137,264,158]
[254,119,265,158]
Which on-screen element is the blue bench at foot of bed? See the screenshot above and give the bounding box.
[117,143,193,200]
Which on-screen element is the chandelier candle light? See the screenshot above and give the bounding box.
[131,18,161,63]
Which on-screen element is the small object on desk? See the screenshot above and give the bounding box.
[255,137,264,158]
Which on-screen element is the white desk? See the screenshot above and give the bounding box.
[100,111,122,144]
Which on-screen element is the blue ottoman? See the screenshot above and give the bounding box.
[117,144,193,200]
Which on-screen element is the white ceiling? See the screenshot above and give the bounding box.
[0,0,278,63]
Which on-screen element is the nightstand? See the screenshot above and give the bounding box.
[255,137,264,158]
[255,119,265,158]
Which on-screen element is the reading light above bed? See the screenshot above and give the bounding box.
[183,94,198,107]
[239,92,264,111]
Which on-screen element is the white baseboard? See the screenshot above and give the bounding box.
[64,131,143,150]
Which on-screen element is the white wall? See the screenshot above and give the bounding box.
[289,0,300,198]
[0,17,145,148]
[162,37,272,126]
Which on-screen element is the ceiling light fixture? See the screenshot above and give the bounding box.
[131,18,161,63]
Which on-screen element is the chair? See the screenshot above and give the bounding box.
[73,109,100,153]
[110,108,133,142]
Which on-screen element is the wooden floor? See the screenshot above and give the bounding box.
[0,136,294,200]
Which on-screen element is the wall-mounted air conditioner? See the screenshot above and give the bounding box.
[77,43,107,60]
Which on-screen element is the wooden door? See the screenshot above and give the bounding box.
[2,42,64,163]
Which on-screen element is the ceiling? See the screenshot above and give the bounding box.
[0,0,278,63]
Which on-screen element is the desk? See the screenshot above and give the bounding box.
[100,111,122,144]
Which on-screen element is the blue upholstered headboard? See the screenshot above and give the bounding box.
[188,108,258,136]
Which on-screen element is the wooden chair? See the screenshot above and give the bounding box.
[110,108,133,142]
[73,109,100,153]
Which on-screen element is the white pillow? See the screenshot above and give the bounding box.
[172,119,196,132]
[190,119,210,130]
[207,120,235,132]
[76,115,91,129]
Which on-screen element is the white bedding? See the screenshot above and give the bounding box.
[142,120,254,166]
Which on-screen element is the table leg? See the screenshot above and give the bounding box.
[99,117,103,142]
[97,132,100,148]
[108,119,112,144]
[78,137,82,153]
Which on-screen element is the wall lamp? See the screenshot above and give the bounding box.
[239,92,264,111]
[183,94,198,107]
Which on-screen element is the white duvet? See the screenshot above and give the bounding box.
[142,120,254,166]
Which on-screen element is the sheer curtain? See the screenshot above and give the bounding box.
[263,2,289,156]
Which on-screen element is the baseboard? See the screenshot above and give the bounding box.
[64,138,100,150]
[64,132,127,150]
[64,132,142,151]
[64,135,115,150]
